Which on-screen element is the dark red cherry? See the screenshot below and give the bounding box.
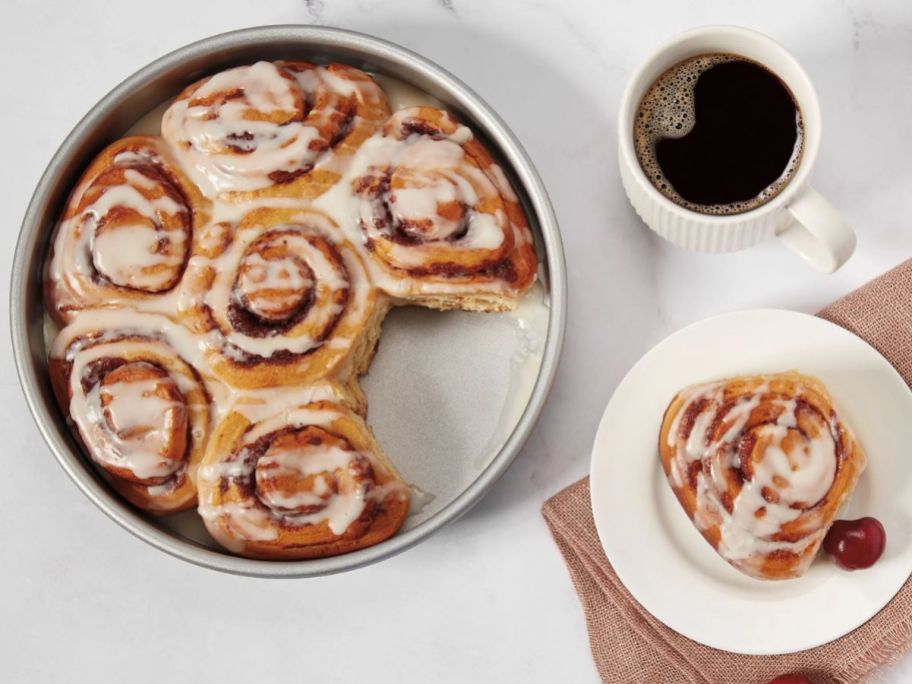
[766,675,813,684]
[823,517,886,570]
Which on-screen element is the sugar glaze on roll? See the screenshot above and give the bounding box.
[658,371,866,580]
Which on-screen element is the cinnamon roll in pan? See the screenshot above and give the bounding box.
[49,311,212,514]
[315,106,538,312]
[198,399,408,559]
[162,61,390,201]
[177,207,388,389]
[36,46,551,563]
[45,136,210,323]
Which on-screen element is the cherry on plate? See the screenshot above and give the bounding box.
[766,674,813,684]
[823,517,886,570]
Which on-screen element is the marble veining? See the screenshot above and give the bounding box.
[302,0,325,23]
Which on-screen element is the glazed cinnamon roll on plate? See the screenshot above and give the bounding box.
[659,371,866,580]
[589,309,912,655]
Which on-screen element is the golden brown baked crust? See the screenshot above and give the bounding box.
[45,136,210,323]
[161,61,391,202]
[197,399,409,559]
[49,319,211,514]
[177,206,388,390]
[349,106,538,311]
[659,371,866,580]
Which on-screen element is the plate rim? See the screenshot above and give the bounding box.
[589,308,912,654]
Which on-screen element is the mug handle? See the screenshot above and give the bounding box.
[776,186,856,273]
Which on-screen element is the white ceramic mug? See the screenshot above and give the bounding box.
[618,26,855,273]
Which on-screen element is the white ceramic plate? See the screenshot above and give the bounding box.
[589,309,912,655]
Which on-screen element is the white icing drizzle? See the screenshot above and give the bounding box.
[256,444,369,532]
[59,327,203,487]
[406,483,435,515]
[52,309,210,374]
[92,224,185,291]
[52,309,358,431]
[145,472,184,497]
[228,383,342,423]
[179,213,371,362]
[198,404,406,540]
[162,62,320,194]
[87,373,185,479]
[198,502,278,549]
[161,61,388,196]
[48,152,191,311]
[313,108,528,298]
[666,379,842,563]
[486,163,519,203]
[87,179,184,217]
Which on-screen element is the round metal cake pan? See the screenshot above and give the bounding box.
[11,25,566,577]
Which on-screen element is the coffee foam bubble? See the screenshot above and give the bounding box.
[634,53,803,216]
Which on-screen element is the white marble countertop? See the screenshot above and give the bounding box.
[2,1,911,681]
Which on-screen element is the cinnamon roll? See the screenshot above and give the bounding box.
[659,371,866,580]
[198,399,409,559]
[178,207,385,389]
[46,136,209,322]
[319,106,537,311]
[162,61,390,200]
[49,310,212,513]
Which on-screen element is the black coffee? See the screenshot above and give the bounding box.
[634,54,803,215]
